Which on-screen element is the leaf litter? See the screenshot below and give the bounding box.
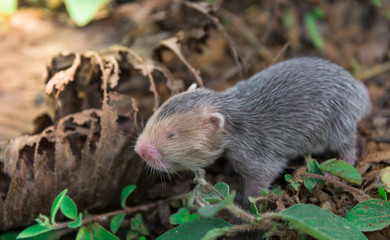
[0,0,390,239]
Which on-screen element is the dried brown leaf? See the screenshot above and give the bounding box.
[45,53,81,97]
[160,36,204,87]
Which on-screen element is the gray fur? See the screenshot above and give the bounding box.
[157,57,371,200]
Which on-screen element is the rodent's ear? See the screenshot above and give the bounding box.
[187,83,197,92]
[209,113,225,131]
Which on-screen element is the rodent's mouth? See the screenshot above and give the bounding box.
[144,158,173,172]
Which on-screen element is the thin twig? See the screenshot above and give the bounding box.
[52,202,158,230]
[184,1,246,77]
[299,172,370,198]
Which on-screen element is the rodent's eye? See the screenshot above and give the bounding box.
[167,133,176,139]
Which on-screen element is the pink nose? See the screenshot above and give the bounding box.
[135,142,161,162]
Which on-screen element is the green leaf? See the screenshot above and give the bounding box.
[35,214,51,228]
[371,0,382,7]
[110,213,126,234]
[51,189,68,225]
[76,226,90,240]
[157,218,232,240]
[170,208,190,225]
[0,0,17,14]
[189,214,200,222]
[380,167,390,193]
[345,199,390,232]
[248,196,260,219]
[304,159,324,190]
[320,159,362,185]
[279,204,367,240]
[0,232,19,240]
[285,174,293,182]
[201,226,232,240]
[63,0,110,27]
[68,213,83,229]
[75,224,119,240]
[203,182,229,203]
[130,214,149,236]
[198,191,235,218]
[304,11,324,49]
[291,181,299,191]
[378,184,387,201]
[121,185,136,208]
[60,196,78,220]
[17,225,52,239]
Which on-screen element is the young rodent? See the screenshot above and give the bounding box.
[135,57,371,202]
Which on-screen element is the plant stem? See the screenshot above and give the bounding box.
[228,203,257,223]
[52,202,157,230]
[299,172,370,197]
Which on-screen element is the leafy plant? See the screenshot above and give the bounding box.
[0,0,16,14]
[63,0,111,27]
[285,173,299,190]
[345,199,390,232]
[17,185,138,239]
[304,7,325,49]
[0,0,110,26]
[280,204,367,240]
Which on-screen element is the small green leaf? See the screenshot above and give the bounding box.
[110,213,126,234]
[130,214,149,236]
[380,167,390,193]
[76,226,90,240]
[203,182,229,203]
[63,0,110,27]
[157,218,231,240]
[51,189,68,225]
[35,214,51,227]
[345,199,390,232]
[304,10,325,49]
[378,184,387,201]
[291,181,299,191]
[305,158,324,190]
[285,174,293,182]
[0,0,17,14]
[320,159,362,185]
[17,224,52,239]
[76,224,119,240]
[121,185,136,208]
[198,191,235,218]
[280,204,367,240]
[68,213,83,229]
[60,196,78,220]
[170,208,190,225]
[189,214,200,222]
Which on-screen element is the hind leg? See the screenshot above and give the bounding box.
[333,132,358,166]
[241,157,288,207]
[339,146,357,166]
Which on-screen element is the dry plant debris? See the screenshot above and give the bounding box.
[0,0,389,239]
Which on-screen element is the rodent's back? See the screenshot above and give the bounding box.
[220,57,371,158]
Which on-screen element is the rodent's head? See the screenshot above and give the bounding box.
[135,89,226,173]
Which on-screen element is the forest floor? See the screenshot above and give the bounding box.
[0,0,389,239]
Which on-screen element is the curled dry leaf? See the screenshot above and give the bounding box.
[160,36,204,87]
[0,48,155,230]
[0,98,142,230]
[45,52,81,97]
